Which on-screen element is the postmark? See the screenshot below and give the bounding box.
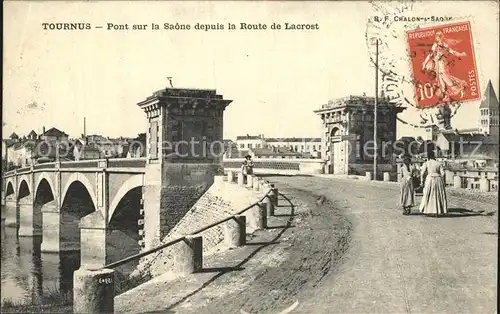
[365,2,483,130]
[406,21,480,109]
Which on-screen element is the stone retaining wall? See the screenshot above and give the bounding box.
[135,175,265,278]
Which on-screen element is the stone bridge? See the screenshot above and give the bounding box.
[2,158,146,256]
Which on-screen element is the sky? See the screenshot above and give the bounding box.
[3,1,499,141]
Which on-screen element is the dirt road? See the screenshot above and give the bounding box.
[116,176,497,314]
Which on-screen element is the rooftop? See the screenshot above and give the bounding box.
[441,132,499,145]
[266,137,321,143]
[236,135,263,140]
[314,95,403,112]
[42,127,69,137]
[479,80,499,109]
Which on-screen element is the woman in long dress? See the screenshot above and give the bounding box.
[399,156,415,215]
[421,31,467,104]
[241,154,254,184]
[418,151,448,217]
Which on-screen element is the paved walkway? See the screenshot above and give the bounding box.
[116,176,497,314]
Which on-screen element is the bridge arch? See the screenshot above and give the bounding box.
[107,176,143,275]
[17,175,31,199]
[33,178,55,237]
[5,180,15,198]
[108,175,144,222]
[61,173,97,210]
[35,173,56,204]
[60,180,97,252]
[18,179,31,200]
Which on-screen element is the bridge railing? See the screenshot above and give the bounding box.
[107,158,147,168]
[4,169,16,176]
[74,173,282,313]
[16,166,32,174]
[2,158,147,178]
[33,162,57,170]
[60,160,100,168]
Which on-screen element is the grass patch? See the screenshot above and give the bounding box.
[1,287,73,313]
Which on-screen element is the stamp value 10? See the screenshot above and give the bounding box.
[406,21,480,109]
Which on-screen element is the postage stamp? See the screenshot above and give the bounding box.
[406,21,480,109]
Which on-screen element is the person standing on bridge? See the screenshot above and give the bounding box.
[242,154,254,183]
[399,156,415,215]
[418,150,448,217]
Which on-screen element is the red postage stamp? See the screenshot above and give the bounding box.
[406,21,480,109]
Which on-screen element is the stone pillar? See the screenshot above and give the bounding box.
[365,172,372,181]
[18,197,34,237]
[445,170,454,186]
[223,215,246,247]
[237,173,245,186]
[253,177,260,191]
[3,197,18,228]
[479,178,490,192]
[264,196,275,216]
[227,171,234,183]
[246,175,253,188]
[40,201,61,252]
[213,175,225,184]
[383,172,390,182]
[453,175,462,189]
[250,202,267,230]
[138,88,232,251]
[258,179,266,192]
[79,211,109,270]
[173,235,203,274]
[73,268,114,314]
[268,186,279,206]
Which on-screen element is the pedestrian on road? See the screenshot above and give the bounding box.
[418,150,448,217]
[242,154,254,183]
[399,156,415,215]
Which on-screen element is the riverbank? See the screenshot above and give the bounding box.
[1,303,72,314]
[0,291,72,314]
[115,186,352,313]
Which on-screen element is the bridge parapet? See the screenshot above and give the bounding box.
[107,158,147,168]
[16,166,32,175]
[60,160,100,169]
[4,169,16,177]
[33,162,57,170]
[2,158,147,179]
[223,158,325,175]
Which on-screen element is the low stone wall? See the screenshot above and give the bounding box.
[223,158,325,175]
[316,172,499,196]
[349,163,397,181]
[135,174,267,278]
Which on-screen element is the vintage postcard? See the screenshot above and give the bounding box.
[1,1,498,314]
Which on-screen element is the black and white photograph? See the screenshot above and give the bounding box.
[1,1,499,313]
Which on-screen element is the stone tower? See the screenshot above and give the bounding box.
[137,87,232,250]
[314,95,405,175]
[479,80,499,137]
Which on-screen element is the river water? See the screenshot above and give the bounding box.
[0,223,80,304]
[1,201,141,305]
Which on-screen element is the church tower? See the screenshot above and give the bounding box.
[479,80,499,137]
